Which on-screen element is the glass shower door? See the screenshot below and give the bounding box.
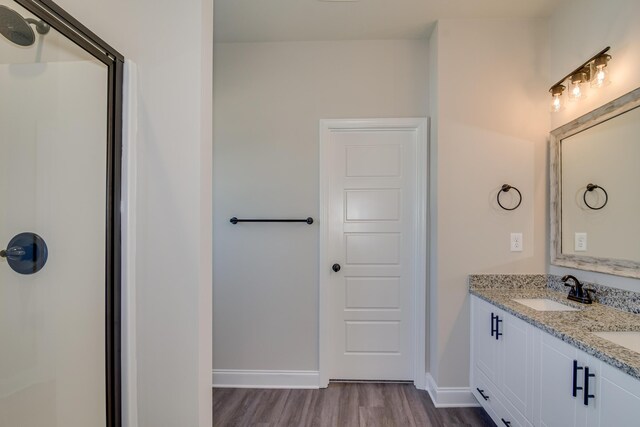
[0,1,118,425]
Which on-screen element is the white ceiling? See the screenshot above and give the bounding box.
[214,0,564,43]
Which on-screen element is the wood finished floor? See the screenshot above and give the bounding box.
[213,383,496,427]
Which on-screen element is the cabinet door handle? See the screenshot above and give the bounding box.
[476,388,489,401]
[572,360,583,397]
[491,313,496,337]
[501,418,511,426]
[584,366,596,405]
[495,316,503,340]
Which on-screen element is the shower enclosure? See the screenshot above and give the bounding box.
[0,0,122,426]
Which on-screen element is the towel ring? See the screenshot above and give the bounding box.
[583,183,608,210]
[497,184,522,211]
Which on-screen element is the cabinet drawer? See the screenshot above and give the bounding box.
[472,366,499,420]
[498,388,533,427]
[473,367,532,427]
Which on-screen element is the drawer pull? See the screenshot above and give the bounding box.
[584,366,596,405]
[501,418,511,426]
[572,360,583,397]
[476,388,489,401]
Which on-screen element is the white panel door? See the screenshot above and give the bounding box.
[325,122,420,380]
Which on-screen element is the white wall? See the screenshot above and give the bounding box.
[54,1,213,426]
[548,0,640,291]
[428,19,549,388]
[213,40,428,372]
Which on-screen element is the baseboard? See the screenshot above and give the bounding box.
[212,370,320,389]
[424,373,480,408]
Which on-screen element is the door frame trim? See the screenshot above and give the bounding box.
[318,118,428,388]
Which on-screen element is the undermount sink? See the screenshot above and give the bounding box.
[512,298,580,312]
[592,332,640,354]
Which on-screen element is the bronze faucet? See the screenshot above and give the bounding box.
[562,275,595,304]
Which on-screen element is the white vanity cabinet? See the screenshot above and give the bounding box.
[586,358,640,427]
[471,297,534,426]
[471,295,640,427]
[472,296,500,383]
[535,329,640,427]
[501,309,535,421]
[534,331,593,427]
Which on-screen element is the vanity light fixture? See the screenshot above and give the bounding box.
[549,47,612,112]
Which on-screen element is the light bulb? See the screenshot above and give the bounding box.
[549,85,565,112]
[568,71,588,101]
[591,66,608,88]
[571,83,581,98]
[590,54,611,88]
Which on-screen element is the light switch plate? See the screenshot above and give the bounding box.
[575,232,587,251]
[510,233,523,252]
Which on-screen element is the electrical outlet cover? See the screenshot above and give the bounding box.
[510,233,523,252]
[575,232,587,252]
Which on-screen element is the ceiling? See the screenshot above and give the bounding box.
[214,0,564,43]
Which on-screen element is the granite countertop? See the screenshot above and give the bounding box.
[469,275,640,381]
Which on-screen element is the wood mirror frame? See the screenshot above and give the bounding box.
[550,87,640,278]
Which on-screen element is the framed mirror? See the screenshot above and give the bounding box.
[550,87,640,278]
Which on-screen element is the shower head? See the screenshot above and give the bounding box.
[0,5,49,47]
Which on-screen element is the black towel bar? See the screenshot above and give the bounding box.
[230,217,314,225]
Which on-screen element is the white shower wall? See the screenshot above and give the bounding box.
[0,59,108,426]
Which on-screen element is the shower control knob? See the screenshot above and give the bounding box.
[0,246,26,260]
[332,263,341,273]
[0,232,48,274]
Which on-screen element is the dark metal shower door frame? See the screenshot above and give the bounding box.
[12,1,124,426]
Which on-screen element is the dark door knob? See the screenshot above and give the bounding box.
[332,263,341,272]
